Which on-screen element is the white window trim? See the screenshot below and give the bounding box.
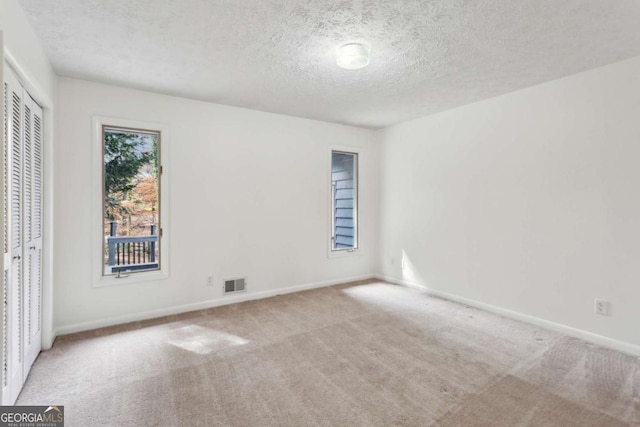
[91,116,170,287]
[328,145,362,259]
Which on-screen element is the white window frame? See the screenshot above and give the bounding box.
[328,146,361,258]
[91,116,170,287]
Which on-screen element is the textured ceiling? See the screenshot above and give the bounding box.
[19,0,640,128]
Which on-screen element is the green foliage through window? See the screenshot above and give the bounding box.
[102,127,161,275]
[103,129,157,220]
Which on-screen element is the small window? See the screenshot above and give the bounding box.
[331,151,358,251]
[102,126,161,276]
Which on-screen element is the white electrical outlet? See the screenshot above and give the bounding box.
[594,299,609,316]
[207,275,214,286]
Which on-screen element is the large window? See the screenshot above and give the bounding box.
[92,117,169,286]
[102,126,161,276]
[331,150,358,251]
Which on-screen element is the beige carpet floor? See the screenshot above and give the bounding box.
[17,280,640,426]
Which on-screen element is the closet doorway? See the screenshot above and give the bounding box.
[2,65,43,405]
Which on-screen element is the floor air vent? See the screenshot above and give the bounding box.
[224,278,246,294]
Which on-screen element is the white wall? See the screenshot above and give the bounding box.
[55,77,379,332]
[0,0,56,101]
[1,0,56,349]
[379,56,640,348]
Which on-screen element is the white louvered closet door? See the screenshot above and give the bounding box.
[3,68,24,405]
[23,92,42,376]
[1,66,43,405]
[2,78,11,406]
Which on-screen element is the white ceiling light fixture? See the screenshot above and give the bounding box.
[337,43,370,70]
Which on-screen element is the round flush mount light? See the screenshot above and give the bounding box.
[337,43,370,70]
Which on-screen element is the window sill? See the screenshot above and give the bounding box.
[93,269,169,288]
[328,248,362,259]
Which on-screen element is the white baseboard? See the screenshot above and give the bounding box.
[54,274,374,337]
[375,274,640,357]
